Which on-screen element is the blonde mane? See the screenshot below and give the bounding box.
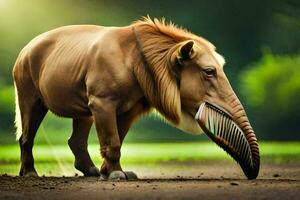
[132,17,215,124]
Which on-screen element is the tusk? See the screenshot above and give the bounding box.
[195,102,205,120]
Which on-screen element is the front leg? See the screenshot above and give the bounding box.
[88,95,124,180]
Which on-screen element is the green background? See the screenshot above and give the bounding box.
[1,0,300,145]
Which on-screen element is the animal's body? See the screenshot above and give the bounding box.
[13,17,259,179]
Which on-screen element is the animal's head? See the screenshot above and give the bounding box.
[173,40,260,179]
[133,17,260,179]
[176,40,231,118]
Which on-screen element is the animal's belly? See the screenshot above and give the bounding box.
[43,92,91,117]
[39,81,91,118]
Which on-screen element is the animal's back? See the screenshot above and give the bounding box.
[13,25,110,117]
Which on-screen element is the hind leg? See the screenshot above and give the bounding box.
[18,97,48,177]
[68,117,100,176]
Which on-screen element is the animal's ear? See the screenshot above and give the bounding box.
[177,40,195,61]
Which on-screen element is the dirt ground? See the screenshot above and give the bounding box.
[0,161,299,200]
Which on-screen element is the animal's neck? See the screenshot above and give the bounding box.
[131,25,181,124]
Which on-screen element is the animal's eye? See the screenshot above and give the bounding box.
[204,68,216,77]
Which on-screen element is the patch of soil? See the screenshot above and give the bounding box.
[0,161,299,200]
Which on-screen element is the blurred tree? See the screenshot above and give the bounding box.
[240,51,300,139]
[0,86,15,131]
[1,0,300,142]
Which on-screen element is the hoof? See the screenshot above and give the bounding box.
[75,161,100,177]
[84,166,100,177]
[99,173,108,180]
[108,171,126,181]
[124,171,138,180]
[23,171,38,177]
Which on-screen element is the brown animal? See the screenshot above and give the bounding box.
[13,17,259,179]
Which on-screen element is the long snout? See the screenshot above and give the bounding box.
[229,96,260,179]
[195,100,260,179]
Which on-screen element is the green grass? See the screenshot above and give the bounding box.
[0,142,299,176]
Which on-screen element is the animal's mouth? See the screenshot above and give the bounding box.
[195,102,257,179]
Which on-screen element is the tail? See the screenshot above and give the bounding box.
[14,83,22,140]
